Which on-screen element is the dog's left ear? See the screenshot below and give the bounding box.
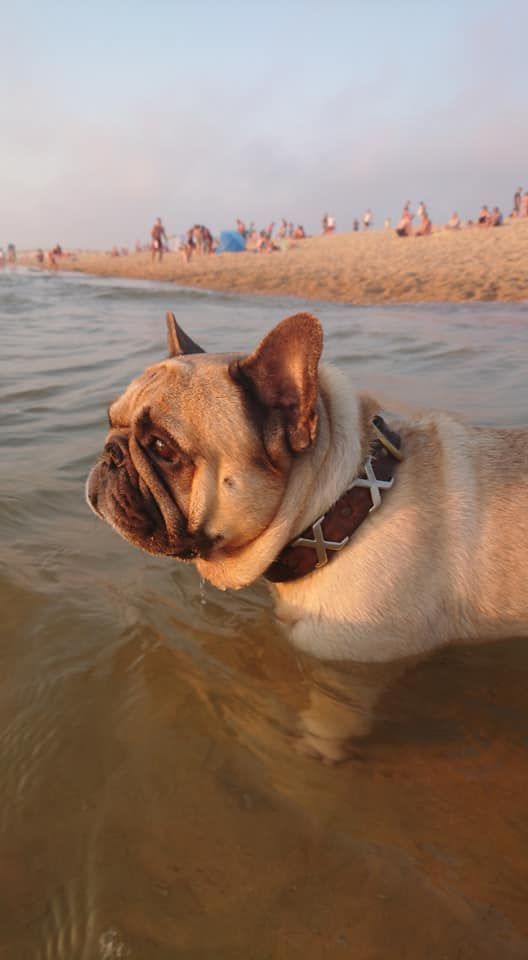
[166,311,205,356]
[230,312,323,455]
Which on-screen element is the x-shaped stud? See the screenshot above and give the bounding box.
[350,456,394,510]
[292,517,349,569]
[291,457,394,569]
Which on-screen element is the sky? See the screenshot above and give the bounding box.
[2,0,527,249]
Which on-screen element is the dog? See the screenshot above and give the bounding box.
[87,311,528,668]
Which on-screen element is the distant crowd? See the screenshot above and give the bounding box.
[5,185,528,269]
[144,196,523,263]
[322,186,528,241]
[141,216,309,263]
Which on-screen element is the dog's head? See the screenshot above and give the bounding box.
[86,311,323,585]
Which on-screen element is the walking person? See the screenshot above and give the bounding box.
[151,217,167,262]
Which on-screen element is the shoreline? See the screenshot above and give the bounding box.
[25,221,528,305]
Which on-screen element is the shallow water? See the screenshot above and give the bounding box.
[1,267,528,959]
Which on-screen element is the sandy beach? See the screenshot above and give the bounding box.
[49,219,528,304]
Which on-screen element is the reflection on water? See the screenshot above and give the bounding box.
[1,268,528,957]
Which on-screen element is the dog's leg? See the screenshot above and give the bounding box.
[296,658,414,763]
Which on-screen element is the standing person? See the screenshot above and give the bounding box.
[522,192,528,218]
[415,208,432,236]
[363,209,372,229]
[202,226,213,254]
[513,187,522,216]
[150,217,167,262]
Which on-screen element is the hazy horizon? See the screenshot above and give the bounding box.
[2,0,527,250]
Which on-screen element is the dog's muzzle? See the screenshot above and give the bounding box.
[87,434,219,560]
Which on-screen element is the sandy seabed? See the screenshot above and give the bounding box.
[49,220,528,304]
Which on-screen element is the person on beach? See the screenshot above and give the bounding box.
[522,193,528,218]
[181,227,197,264]
[292,225,306,239]
[415,208,432,236]
[151,217,167,261]
[512,187,522,216]
[490,206,503,227]
[256,230,271,253]
[202,226,214,254]
[445,211,461,230]
[478,206,491,227]
[278,218,288,240]
[46,243,62,268]
[353,219,360,231]
[363,209,372,229]
[395,207,413,237]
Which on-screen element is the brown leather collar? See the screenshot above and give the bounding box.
[264,416,403,583]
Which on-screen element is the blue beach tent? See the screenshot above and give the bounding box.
[216,230,246,254]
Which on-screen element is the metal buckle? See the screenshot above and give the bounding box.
[292,516,349,569]
[350,456,394,511]
[371,418,404,461]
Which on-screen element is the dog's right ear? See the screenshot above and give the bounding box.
[166,312,205,356]
[229,312,323,462]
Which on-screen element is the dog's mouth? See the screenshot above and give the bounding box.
[86,446,220,561]
[86,455,171,550]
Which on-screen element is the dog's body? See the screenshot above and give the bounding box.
[87,312,528,665]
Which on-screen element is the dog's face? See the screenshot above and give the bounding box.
[87,312,323,583]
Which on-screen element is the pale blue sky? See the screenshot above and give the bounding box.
[2,0,526,248]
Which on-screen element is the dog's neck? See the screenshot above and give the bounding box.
[196,365,378,590]
[264,413,402,582]
[287,367,381,536]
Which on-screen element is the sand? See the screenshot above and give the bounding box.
[40,220,528,304]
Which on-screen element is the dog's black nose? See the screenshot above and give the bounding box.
[104,436,127,467]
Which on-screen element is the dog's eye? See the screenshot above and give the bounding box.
[151,437,177,462]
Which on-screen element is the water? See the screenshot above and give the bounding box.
[1,267,528,959]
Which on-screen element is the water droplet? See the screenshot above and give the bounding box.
[199,578,207,606]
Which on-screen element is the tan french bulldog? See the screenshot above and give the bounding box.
[87,311,528,666]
